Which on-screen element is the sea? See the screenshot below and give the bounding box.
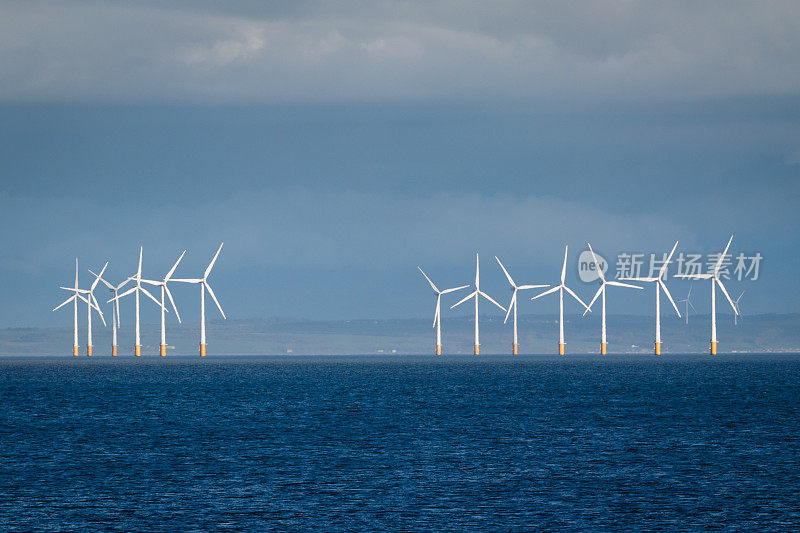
[1,354,798,531]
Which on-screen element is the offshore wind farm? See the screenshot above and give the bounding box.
[2,1,799,531]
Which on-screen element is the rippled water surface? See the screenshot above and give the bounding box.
[1,355,799,531]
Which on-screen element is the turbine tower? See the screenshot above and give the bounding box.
[450,253,506,355]
[173,243,225,357]
[417,267,469,355]
[110,247,167,356]
[582,243,642,355]
[676,235,738,354]
[89,270,130,356]
[530,245,589,355]
[620,241,681,355]
[53,258,93,356]
[142,251,186,357]
[677,284,696,325]
[84,262,108,356]
[495,256,548,355]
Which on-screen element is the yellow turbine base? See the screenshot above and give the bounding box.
[601,342,607,355]
[711,341,717,355]
[474,344,479,356]
[73,346,79,357]
[135,345,141,357]
[200,344,207,357]
[655,342,661,355]
[87,346,93,357]
[559,343,565,355]
[160,345,166,357]
[435,345,441,356]
[112,345,117,357]
[513,344,518,355]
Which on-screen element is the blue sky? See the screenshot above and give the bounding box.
[1,1,799,327]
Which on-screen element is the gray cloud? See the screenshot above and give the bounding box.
[1,1,799,102]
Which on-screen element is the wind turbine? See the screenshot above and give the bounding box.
[417,267,469,355]
[89,270,130,356]
[450,253,506,355]
[733,290,745,326]
[582,243,642,355]
[110,247,167,356]
[83,262,108,356]
[620,241,681,355]
[676,235,738,354]
[677,283,697,325]
[530,245,589,355]
[173,243,225,357]
[495,256,548,355]
[142,251,186,357]
[53,258,92,356]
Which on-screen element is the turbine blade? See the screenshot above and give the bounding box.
[137,246,143,278]
[563,285,589,310]
[140,286,167,311]
[52,295,76,312]
[479,291,506,312]
[714,235,734,275]
[205,282,226,319]
[417,267,439,293]
[475,253,480,290]
[606,281,643,290]
[165,286,181,324]
[450,291,476,309]
[560,245,568,283]
[91,293,106,327]
[584,286,603,316]
[171,278,204,283]
[90,262,109,291]
[112,286,137,302]
[441,284,469,294]
[716,278,737,314]
[517,284,548,290]
[433,295,440,328]
[674,273,713,279]
[204,243,224,279]
[504,291,516,324]
[587,242,605,282]
[89,269,114,290]
[530,285,560,301]
[660,241,679,278]
[495,256,516,288]
[659,280,681,318]
[166,250,186,282]
[688,301,697,312]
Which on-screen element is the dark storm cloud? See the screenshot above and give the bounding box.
[1,1,799,102]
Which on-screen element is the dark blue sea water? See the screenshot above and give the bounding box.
[1,355,799,531]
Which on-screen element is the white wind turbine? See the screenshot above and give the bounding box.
[530,245,589,355]
[89,269,130,356]
[677,283,697,325]
[495,256,548,355]
[82,262,108,356]
[53,258,96,356]
[417,267,469,355]
[450,253,506,355]
[620,241,681,355]
[582,243,642,355]
[733,290,745,326]
[172,243,225,357]
[142,251,186,357]
[110,247,167,357]
[676,235,738,354]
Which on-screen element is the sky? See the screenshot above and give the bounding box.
[1,1,799,328]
